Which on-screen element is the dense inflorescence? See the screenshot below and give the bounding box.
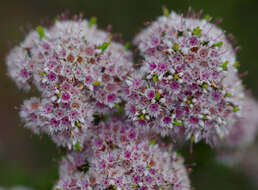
[125,11,242,144]
[7,19,133,148]
[55,118,190,190]
[6,9,258,190]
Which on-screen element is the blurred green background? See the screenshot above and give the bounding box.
[0,0,258,189]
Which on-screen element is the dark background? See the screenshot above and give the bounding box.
[0,0,258,189]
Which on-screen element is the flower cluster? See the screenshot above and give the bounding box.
[7,19,133,148]
[55,118,190,190]
[125,11,242,144]
[6,9,258,190]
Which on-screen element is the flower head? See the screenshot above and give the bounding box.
[125,11,242,144]
[54,118,190,190]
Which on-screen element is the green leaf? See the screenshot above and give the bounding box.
[98,41,111,52]
[75,121,81,128]
[221,61,229,70]
[202,115,207,120]
[92,81,101,86]
[39,72,46,76]
[173,119,183,126]
[140,114,145,120]
[89,16,97,27]
[125,42,131,50]
[173,74,179,80]
[173,43,179,52]
[225,92,232,97]
[57,93,61,98]
[149,139,156,146]
[36,26,45,40]
[75,142,82,151]
[213,41,223,47]
[192,26,202,38]
[233,106,240,112]
[152,74,158,83]
[132,184,140,189]
[202,83,208,89]
[155,92,161,101]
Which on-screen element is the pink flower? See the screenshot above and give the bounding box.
[107,93,116,103]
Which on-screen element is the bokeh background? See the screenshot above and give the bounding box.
[0,0,258,189]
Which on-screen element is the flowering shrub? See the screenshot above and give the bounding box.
[5,8,258,189]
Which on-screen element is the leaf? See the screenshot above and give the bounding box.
[92,81,101,86]
[213,41,223,47]
[192,26,201,38]
[149,139,156,146]
[202,115,207,120]
[39,72,46,76]
[202,83,208,89]
[173,119,183,126]
[57,93,61,98]
[155,92,160,101]
[75,121,81,128]
[173,74,179,80]
[173,43,179,52]
[221,61,229,70]
[89,16,97,27]
[75,142,82,151]
[98,41,111,52]
[233,106,240,112]
[152,74,158,83]
[225,92,232,97]
[36,26,45,40]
